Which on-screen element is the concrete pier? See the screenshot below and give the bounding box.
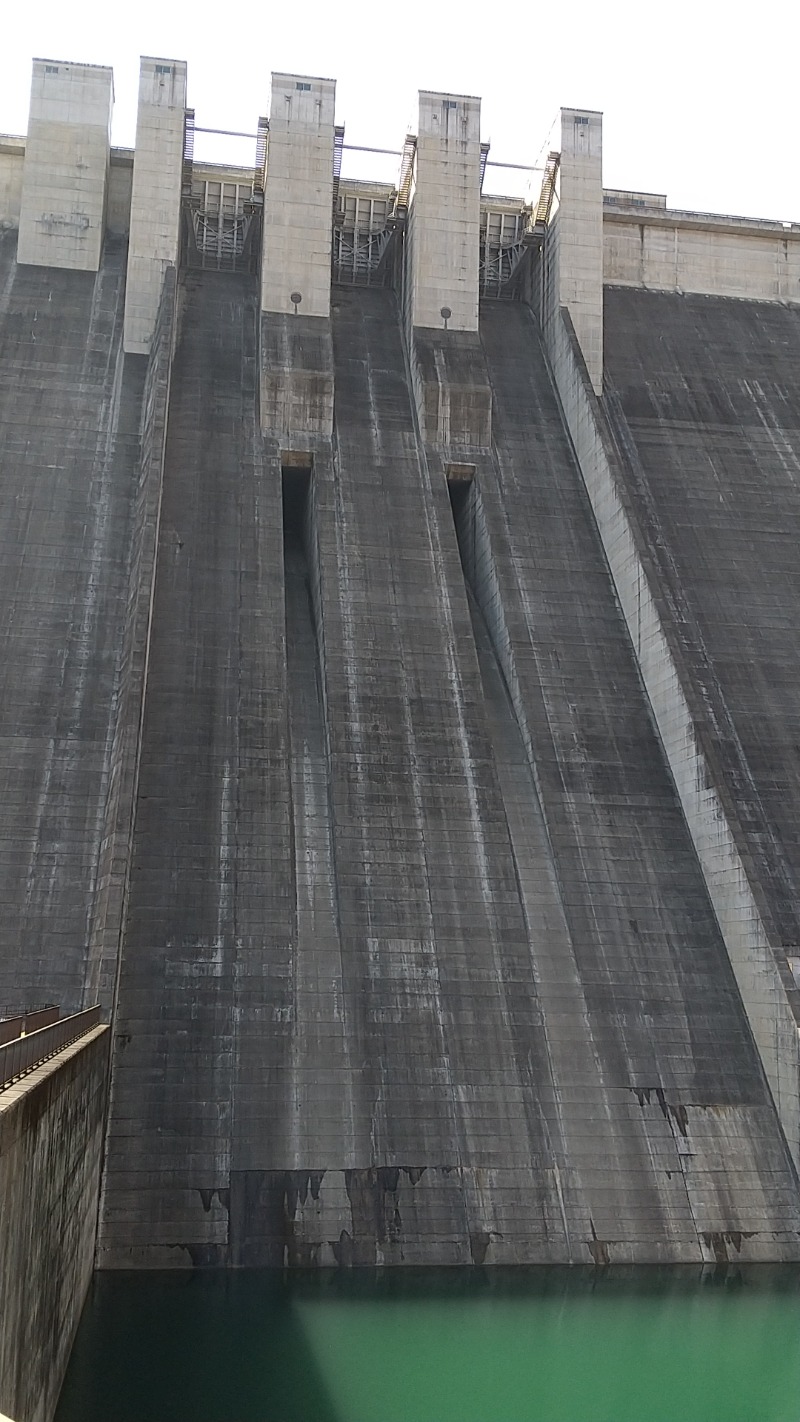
[261,72,336,318]
[407,91,481,332]
[407,91,490,449]
[547,108,603,392]
[17,60,113,271]
[124,58,186,353]
[260,72,336,439]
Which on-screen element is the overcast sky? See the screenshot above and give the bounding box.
[3,0,798,220]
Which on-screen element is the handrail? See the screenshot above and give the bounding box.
[0,1007,60,1046]
[0,1007,102,1091]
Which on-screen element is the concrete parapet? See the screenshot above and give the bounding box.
[124,58,187,354]
[17,60,112,271]
[261,73,335,319]
[0,1026,109,1422]
[0,139,24,230]
[260,312,334,439]
[604,207,800,302]
[548,108,603,393]
[407,91,481,332]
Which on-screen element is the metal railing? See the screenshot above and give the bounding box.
[0,1007,102,1091]
[0,1007,59,1046]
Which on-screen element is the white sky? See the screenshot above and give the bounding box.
[2,0,798,220]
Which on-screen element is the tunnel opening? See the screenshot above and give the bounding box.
[282,464,313,555]
[281,458,323,795]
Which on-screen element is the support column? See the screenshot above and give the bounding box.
[18,59,113,271]
[124,57,187,354]
[260,73,336,439]
[556,108,603,393]
[406,91,489,450]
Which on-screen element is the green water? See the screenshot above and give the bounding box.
[57,1267,800,1422]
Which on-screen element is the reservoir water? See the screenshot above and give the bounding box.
[57,1267,800,1422]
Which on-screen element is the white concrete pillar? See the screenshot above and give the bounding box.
[408,92,481,332]
[18,59,113,271]
[261,74,335,318]
[557,108,604,393]
[124,57,187,354]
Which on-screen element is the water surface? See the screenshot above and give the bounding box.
[57,1266,800,1422]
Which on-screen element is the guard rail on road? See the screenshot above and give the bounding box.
[0,1007,102,1091]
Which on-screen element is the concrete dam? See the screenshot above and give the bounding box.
[2,56,800,1410]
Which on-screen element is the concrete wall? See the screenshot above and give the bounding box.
[124,59,186,354]
[18,61,112,271]
[0,1027,110,1422]
[540,301,800,1171]
[407,91,481,332]
[604,210,800,302]
[0,141,24,229]
[261,73,335,318]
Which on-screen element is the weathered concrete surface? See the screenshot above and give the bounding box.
[264,286,565,1264]
[1,179,798,1270]
[0,1027,109,1422]
[98,269,284,1266]
[539,292,800,1170]
[97,283,800,1265]
[260,312,334,439]
[470,302,800,1259]
[411,328,491,449]
[0,230,144,1014]
[603,287,800,1161]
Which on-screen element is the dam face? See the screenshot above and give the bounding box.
[1,63,800,1283]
